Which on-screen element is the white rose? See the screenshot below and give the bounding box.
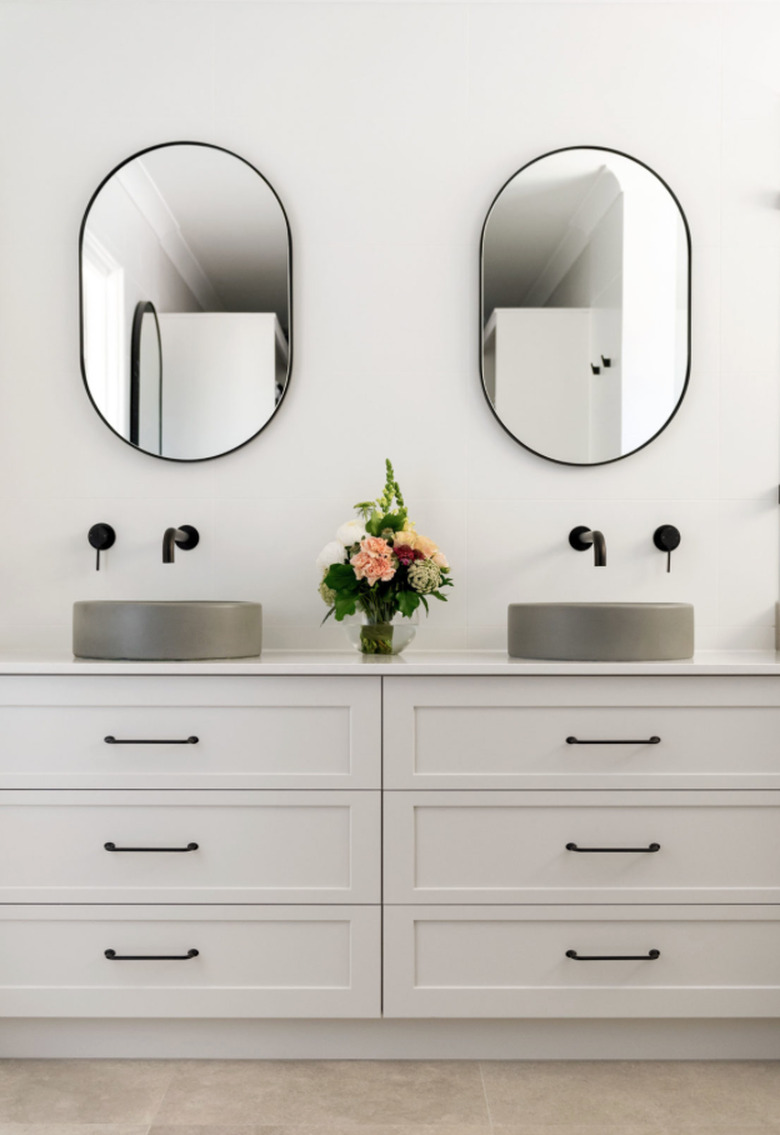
[316,540,346,574]
[336,519,367,548]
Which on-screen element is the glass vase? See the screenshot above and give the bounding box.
[344,611,417,656]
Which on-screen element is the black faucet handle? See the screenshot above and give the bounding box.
[653,525,681,573]
[88,523,116,572]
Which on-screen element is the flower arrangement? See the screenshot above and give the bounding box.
[316,459,453,654]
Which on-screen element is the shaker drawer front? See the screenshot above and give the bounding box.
[384,791,780,904]
[0,905,380,1018]
[384,905,780,1018]
[0,676,380,788]
[0,791,380,903]
[384,676,780,788]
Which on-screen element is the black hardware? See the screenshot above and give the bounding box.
[163,525,200,563]
[590,363,601,375]
[88,523,116,571]
[566,949,660,961]
[600,355,612,368]
[653,525,681,573]
[104,948,199,961]
[566,735,660,745]
[568,526,607,567]
[104,842,198,853]
[566,842,660,853]
[104,736,199,745]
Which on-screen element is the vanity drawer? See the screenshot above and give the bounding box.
[383,905,780,1018]
[384,675,780,788]
[0,675,380,788]
[0,790,380,903]
[384,790,780,903]
[0,904,380,1018]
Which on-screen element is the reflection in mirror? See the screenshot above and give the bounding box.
[481,147,690,466]
[130,301,162,454]
[80,142,291,461]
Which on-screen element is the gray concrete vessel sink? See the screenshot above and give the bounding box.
[508,602,694,661]
[73,600,262,660]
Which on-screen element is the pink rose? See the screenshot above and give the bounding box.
[351,550,396,584]
[432,552,449,569]
[360,536,392,557]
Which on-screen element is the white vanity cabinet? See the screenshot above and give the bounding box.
[382,674,780,1019]
[3,660,780,1032]
[0,674,382,1019]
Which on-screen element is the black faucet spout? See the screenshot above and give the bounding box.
[162,525,200,563]
[162,528,179,563]
[590,529,607,567]
[568,526,607,567]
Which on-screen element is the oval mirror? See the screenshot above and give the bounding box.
[480,146,690,466]
[80,141,292,461]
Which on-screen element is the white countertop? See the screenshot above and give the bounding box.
[0,649,780,676]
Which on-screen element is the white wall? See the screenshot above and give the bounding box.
[0,0,776,653]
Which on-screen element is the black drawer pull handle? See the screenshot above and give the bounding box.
[566,842,661,854]
[104,842,199,853]
[104,948,199,961]
[566,949,660,961]
[104,736,199,745]
[566,736,660,745]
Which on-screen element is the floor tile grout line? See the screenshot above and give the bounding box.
[146,1064,178,1128]
[478,1061,494,1131]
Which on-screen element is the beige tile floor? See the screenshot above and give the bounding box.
[0,1061,778,1135]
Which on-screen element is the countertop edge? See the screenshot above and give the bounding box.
[0,650,779,676]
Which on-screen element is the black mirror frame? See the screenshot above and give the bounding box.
[479,144,692,468]
[79,139,293,463]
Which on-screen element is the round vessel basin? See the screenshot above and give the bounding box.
[508,602,694,662]
[73,600,263,661]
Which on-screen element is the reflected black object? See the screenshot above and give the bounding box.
[130,301,162,452]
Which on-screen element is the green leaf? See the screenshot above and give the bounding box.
[379,512,406,532]
[324,563,358,591]
[430,591,448,602]
[420,595,429,614]
[333,595,358,621]
[320,607,336,626]
[397,590,421,618]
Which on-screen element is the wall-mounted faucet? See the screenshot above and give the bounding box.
[653,525,681,573]
[88,523,116,571]
[163,525,200,563]
[569,526,607,567]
